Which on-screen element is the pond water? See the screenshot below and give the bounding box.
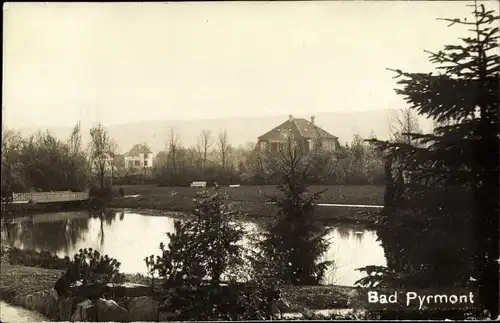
[1,210,386,286]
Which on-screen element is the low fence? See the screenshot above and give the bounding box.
[12,191,90,204]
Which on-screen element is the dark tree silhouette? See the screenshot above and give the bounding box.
[251,136,332,285]
[359,2,499,319]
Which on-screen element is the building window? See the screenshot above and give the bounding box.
[144,160,148,167]
[144,153,148,159]
[134,160,140,166]
[128,160,133,168]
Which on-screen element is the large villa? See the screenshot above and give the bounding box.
[256,115,341,153]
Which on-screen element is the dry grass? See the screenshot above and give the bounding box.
[282,285,359,310]
[122,273,358,310]
[109,185,384,224]
[0,262,359,311]
[0,264,63,301]
[116,184,384,205]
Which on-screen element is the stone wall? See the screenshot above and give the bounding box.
[9,284,163,322]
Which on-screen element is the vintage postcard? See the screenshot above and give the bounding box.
[1,1,498,321]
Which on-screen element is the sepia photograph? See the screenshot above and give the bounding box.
[1,1,499,321]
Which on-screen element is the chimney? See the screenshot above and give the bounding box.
[288,114,293,121]
[311,116,315,124]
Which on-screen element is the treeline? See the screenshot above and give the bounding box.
[3,112,419,192]
[1,121,119,197]
[1,123,90,197]
[152,129,388,187]
[2,124,404,194]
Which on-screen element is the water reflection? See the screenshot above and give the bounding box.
[1,211,386,286]
[2,212,90,255]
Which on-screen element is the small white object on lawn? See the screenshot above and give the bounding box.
[190,181,207,188]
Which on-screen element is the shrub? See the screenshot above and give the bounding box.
[8,247,67,269]
[55,248,124,297]
[146,188,245,286]
[68,248,124,286]
[145,188,282,320]
[88,186,113,208]
[157,282,281,321]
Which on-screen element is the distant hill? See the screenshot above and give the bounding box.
[14,109,434,155]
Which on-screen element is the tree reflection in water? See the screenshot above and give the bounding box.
[90,209,118,248]
[2,209,120,255]
[1,210,386,286]
[2,212,90,255]
[336,225,351,240]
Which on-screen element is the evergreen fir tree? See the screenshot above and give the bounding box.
[360,2,499,318]
[252,136,332,285]
[146,187,245,286]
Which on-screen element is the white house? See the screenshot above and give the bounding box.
[124,144,154,170]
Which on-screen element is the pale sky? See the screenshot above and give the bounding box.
[2,1,492,129]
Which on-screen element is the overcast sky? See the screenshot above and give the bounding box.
[3,1,493,129]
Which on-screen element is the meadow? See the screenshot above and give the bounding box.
[115,184,384,205]
[109,184,385,224]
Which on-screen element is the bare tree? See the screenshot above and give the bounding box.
[389,107,422,144]
[217,130,231,171]
[1,130,26,195]
[198,129,213,170]
[274,135,315,182]
[89,123,110,189]
[108,139,118,187]
[166,127,180,179]
[68,121,82,155]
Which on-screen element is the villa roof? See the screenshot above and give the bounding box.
[257,117,338,142]
[125,144,152,157]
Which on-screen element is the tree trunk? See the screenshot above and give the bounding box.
[100,167,105,189]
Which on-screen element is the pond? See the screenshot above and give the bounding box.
[1,210,386,286]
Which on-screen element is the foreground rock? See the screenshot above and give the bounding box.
[59,297,75,321]
[96,298,130,322]
[71,299,97,322]
[127,296,159,321]
[1,264,360,321]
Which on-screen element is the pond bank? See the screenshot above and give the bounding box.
[1,200,89,218]
[108,198,383,226]
[1,200,383,226]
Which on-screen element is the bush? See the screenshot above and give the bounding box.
[55,248,124,297]
[89,186,113,207]
[68,248,124,286]
[157,282,281,321]
[2,128,90,194]
[8,247,67,269]
[145,188,282,320]
[146,189,245,286]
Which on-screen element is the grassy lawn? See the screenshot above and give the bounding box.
[116,184,384,205]
[109,184,384,224]
[0,263,358,311]
[0,264,63,302]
